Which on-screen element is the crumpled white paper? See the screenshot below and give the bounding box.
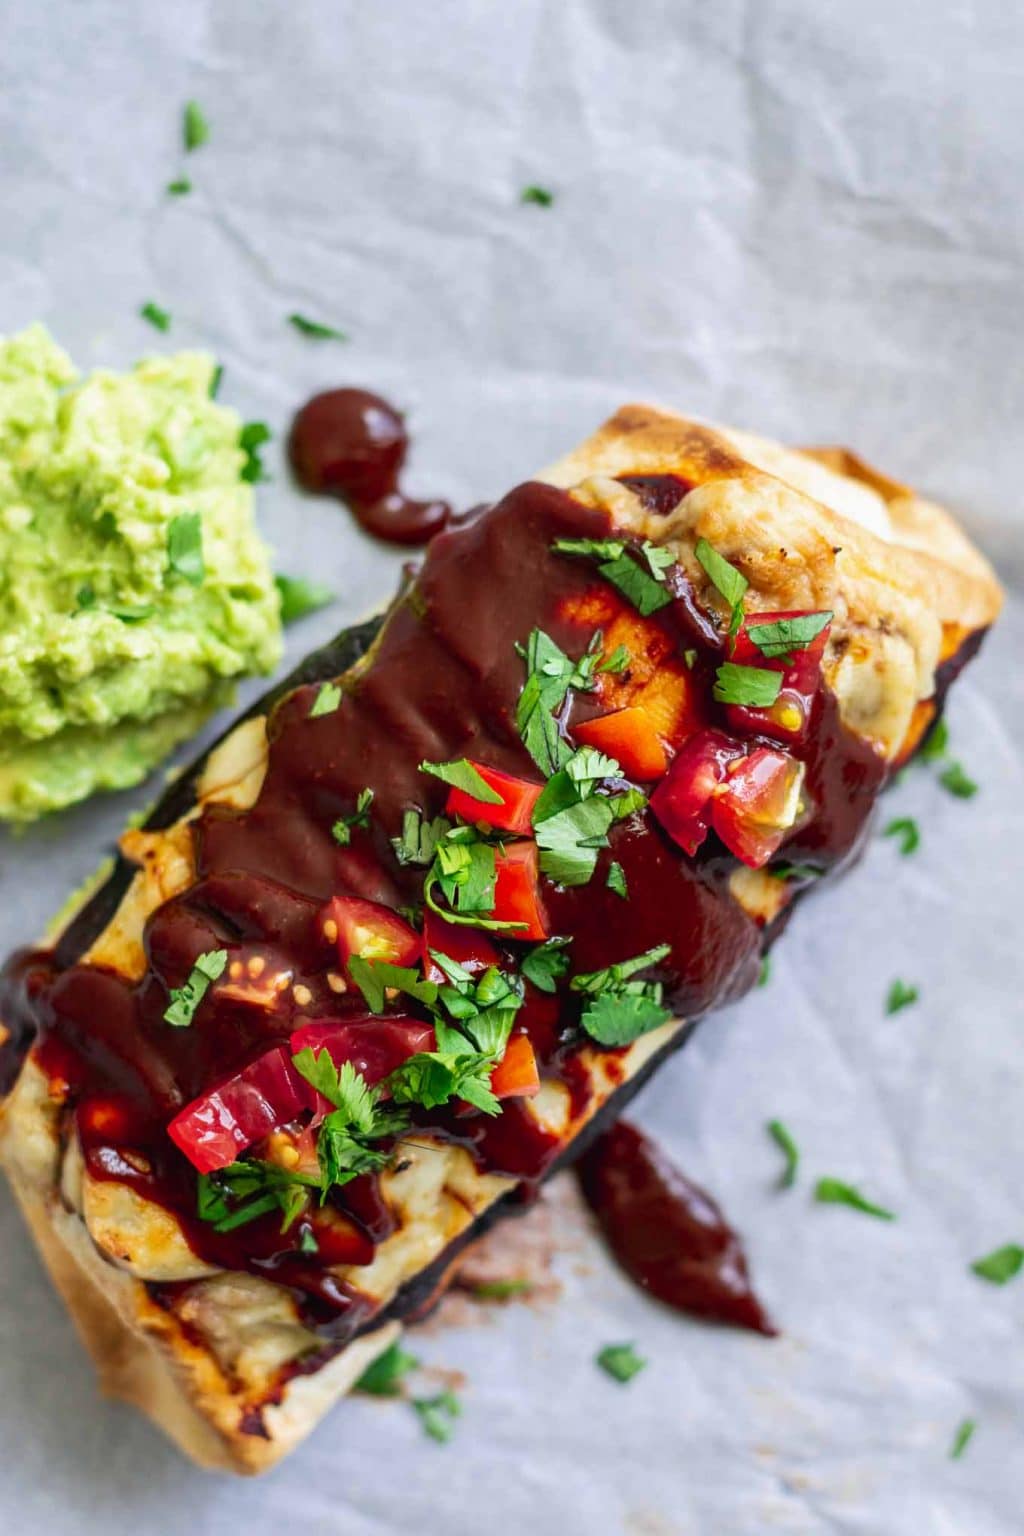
[1,2,1021,1532]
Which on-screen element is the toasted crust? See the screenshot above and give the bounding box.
[0,404,1002,1472]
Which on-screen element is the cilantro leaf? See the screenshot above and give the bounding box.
[166,177,192,196]
[565,745,621,794]
[598,643,631,674]
[712,662,782,708]
[596,1343,647,1383]
[521,937,572,993]
[814,1178,895,1221]
[970,1243,1024,1285]
[552,537,674,616]
[883,816,920,855]
[521,185,554,207]
[535,795,616,886]
[940,762,978,799]
[579,989,670,1046]
[239,420,271,483]
[356,1341,420,1397]
[347,958,438,1015]
[694,537,747,635]
[140,300,171,332]
[275,574,334,624]
[309,681,341,717]
[183,100,210,152]
[886,979,919,1015]
[166,512,204,585]
[164,947,227,1027]
[515,629,579,775]
[291,1050,408,1190]
[196,1158,319,1233]
[746,612,832,659]
[412,1389,461,1443]
[419,758,503,804]
[388,1050,500,1116]
[392,809,451,866]
[289,312,348,340]
[570,943,671,995]
[332,787,374,845]
[606,861,628,899]
[950,1418,976,1460]
[767,1118,799,1188]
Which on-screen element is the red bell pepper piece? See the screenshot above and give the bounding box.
[490,1033,541,1100]
[290,1015,436,1088]
[167,1044,311,1174]
[726,610,831,743]
[710,747,806,869]
[445,761,543,835]
[649,729,744,855]
[323,895,420,968]
[573,705,669,780]
[421,909,500,983]
[492,841,549,940]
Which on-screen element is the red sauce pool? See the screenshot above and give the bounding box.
[289,388,451,546]
[578,1119,776,1335]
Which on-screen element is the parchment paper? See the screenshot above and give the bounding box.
[1,3,1021,1532]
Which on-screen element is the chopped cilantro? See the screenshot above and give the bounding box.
[713,662,783,708]
[758,954,771,987]
[768,862,822,882]
[919,717,949,763]
[940,762,978,799]
[391,809,451,867]
[949,1418,976,1459]
[196,1158,319,1233]
[521,937,572,993]
[164,947,227,1027]
[746,611,832,659]
[599,643,631,674]
[331,787,374,845]
[552,537,674,617]
[694,537,747,637]
[140,300,171,332]
[521,185,554,206]
[469,1278,533,1300]
[309,681,341,717]
[388,1050,500,1117]
[275,573,334,624]
[606,861,628,899]
[571,944,672,1046]
[183,100,210,152]
[814,1178,895,1221]
[239,420,271,483]
[289,313,348,340]
[166,512,204,585]
[970,1243,1024,1285]
[767,1119,799,1188]
[347,958,438,1015]
[683,648,698,669]
[166,177,192,196]
[515,628,589,775]
[292,1049,408,1190]
[535,795,617,886]
[596,1343,647,1383]
[298,1227,319,1255]
[412,1389,461,1443]
[884,816,920,855]
[886,979,919,1015]
[419,758,503,804]
[356,1341,420,1397]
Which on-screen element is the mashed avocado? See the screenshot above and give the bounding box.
[0,325,282,821]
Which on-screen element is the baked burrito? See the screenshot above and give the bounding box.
[0,406,1002,1472]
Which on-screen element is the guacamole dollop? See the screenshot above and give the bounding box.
[0,325,282,821]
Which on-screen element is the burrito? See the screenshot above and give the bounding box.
[0,405,1001,1473]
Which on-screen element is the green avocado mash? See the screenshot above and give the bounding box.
[0,325,282,821]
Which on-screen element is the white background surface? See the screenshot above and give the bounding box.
[1,2,1022,1532]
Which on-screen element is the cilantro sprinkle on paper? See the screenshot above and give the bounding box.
[166,177,192,196]
[289,313,348,341]
[767,1119,799,1188]
[596,1343,647,1383]
[355,1341,420,1397]
[183,100,210,152]
[521,185,554,207]
[940,762,978,799]
[140,300,171,332]
[886,979,919,1015]
[970,1243,1024,1285]
[412,1389,461,1443]
[275,573,334,624]
[884,816,920,855]
[949,1418,976,1459]
[814,1178,895,1221]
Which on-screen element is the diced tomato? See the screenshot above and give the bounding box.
[322,895,420,969]
[167,1045,311,1174]
[290,1015,436,1088]
[726,611,831,743]
[446,762,543,835]
[304,1205,375,1266]
[490,1034,541,1100]
[573,706,669,780]
[492,841,549,940]
[421,909,499,983]
[649,729,744,855]
[710,747,806,869]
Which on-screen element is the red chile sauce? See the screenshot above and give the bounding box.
[289,388,451,545]
[578,1120,775,1334]
[0,475,888,1343]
